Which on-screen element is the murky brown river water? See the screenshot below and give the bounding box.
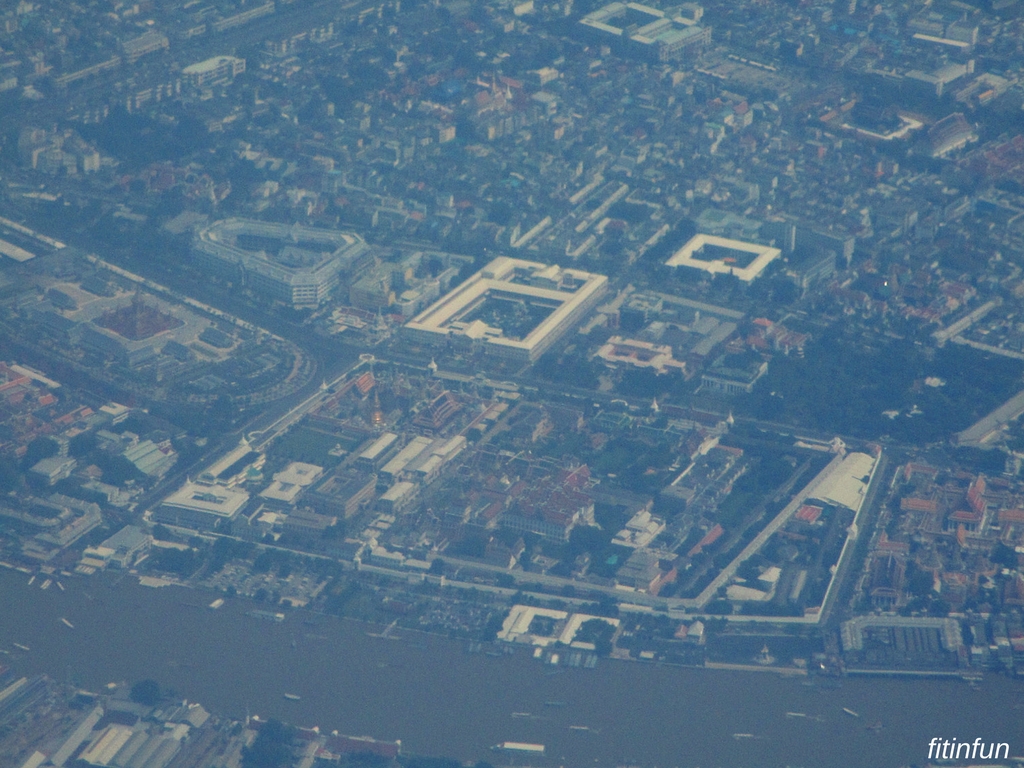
[1,567,1021,767]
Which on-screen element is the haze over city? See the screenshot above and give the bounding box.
[1,0,1024,766]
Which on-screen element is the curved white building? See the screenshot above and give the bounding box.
[193,218,369,307]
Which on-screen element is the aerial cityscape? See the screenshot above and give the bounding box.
[1,0,1024,766]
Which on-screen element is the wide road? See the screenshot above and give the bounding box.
[246,354,371,452]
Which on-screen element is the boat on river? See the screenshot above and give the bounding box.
[493,742,544,754]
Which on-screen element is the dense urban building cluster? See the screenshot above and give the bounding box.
[0,671,402,768]
[2,1,1024,758]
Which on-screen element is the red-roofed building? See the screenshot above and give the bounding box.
[500,465,595,541]
[649,566,677,597]
[999,508,1024,546]
[746,318,809,354]
[354,371,375,395]
[875,533,910,555]
[412,390,461,434]
[999,508,1024,524]
[0,372,30,394]
[967,475,987,515]
[903,462,939,481]
[948,509,983,533]
[901,497,939,514]
[795,504,823,524]
[688,523,723,557]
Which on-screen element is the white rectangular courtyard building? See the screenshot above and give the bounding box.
[404,256,608,364]
[153,480,249,531]
[665,233,781,282]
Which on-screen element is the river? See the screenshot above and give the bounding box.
[1,567,1021,768]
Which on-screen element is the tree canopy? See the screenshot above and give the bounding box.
[242,719,295,768]
[129,679,161,706]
